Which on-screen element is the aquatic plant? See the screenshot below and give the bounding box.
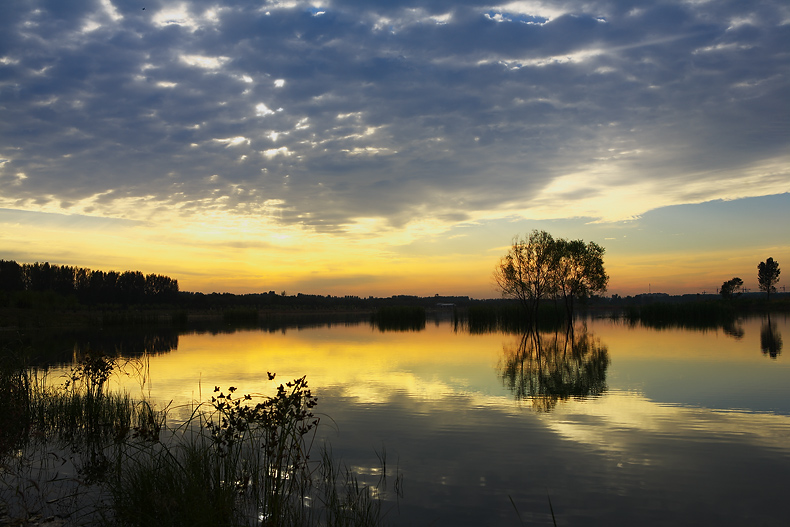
[0,354,396,527]
[0,346,31,458]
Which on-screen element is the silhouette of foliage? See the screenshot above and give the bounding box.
[625,301,739,330]
[493,230,608,321]
[758,257,781,301]
[0,260,179,305]
[371,306,426,331]
[760,315,783,358]
[499,326,610,411]
[0,260,25,292]
[553,238,608,319]
[720,277,743,300]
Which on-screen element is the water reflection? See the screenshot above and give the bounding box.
[72,329,180,359]
[8,315,790,526]
[761,315,783,358]
[498,325,610,411]
[722,319,745,339]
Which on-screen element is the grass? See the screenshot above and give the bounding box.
[0,350,398,527]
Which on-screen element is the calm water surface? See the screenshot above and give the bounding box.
[98,315,790,526]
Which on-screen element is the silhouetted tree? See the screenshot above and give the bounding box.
[75,267,91,302]
[52,264,76,295]
[720,277,743,300]
[117,271,146,304]
[553,239,608,318]
[494,230,608,320]
[494,230,558,319]
[25,262,54,292]
[0,260,24,292]
[757,257,780,301]
[1,260,181,306]
[144,273,179,303]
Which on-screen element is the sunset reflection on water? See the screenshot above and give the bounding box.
[86,314,790,526]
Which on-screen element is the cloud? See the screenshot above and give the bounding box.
[1,0,788,238]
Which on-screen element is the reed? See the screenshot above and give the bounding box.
[0,350,31,456]
[1,353,395,527]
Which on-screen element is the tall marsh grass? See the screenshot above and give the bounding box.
[0,352,397,527]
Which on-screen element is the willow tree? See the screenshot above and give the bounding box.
[494,230,608,320]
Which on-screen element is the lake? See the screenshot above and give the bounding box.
[38,313,790,525]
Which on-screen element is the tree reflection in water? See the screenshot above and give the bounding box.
[499,325,610,412]
[760,315,783,359]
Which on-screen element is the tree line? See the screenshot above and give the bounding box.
[0,260,179,305]
[720,257,781,301]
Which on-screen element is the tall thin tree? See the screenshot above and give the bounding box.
[757,257,780,301]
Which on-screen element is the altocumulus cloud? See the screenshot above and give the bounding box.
[1,0,788,233]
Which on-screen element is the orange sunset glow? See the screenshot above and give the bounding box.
[1,1,787,297]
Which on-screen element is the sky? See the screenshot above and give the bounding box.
[1,0,788,298]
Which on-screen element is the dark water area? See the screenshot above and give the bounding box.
[3,313,790,526]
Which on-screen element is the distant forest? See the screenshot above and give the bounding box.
[0,260,471,310]
[0,260,179,305]
[3,259,784,314]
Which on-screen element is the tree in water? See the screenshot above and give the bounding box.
[553,238,609,319]
[757,258,780,301]
[493,230,557,319]
[720,277,743,300]
[494,230,608,321]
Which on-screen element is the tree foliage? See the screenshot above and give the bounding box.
[493,230,608,320]
[720,277,743,300]
[493,230,557,317]
[553,238,608,318]
[757,257,780,301]
[0,260,179,305]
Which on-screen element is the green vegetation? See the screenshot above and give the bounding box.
[0,350,397,527]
